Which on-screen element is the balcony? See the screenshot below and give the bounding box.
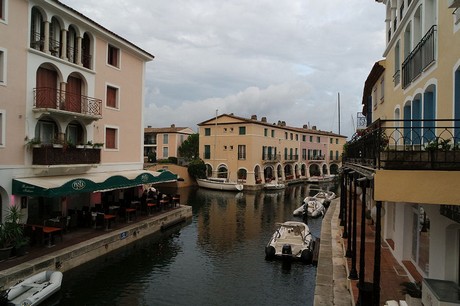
[344,119,460,171]
[34,87,102,121]
[32,146,101,166]
[262,154,281,163]
[402,25,437,89]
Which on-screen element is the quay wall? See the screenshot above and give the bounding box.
[0,206,192,288]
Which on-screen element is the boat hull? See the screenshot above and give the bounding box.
[265,221,314,264]
[196,178,244,191]
[7,270,63,306]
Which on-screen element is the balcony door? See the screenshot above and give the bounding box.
[36,67,57,108]
[66,76,82,113]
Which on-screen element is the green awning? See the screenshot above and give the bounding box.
[12,170,177,197]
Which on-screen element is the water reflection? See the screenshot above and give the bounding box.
[50,183,338,306]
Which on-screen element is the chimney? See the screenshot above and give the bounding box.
[251,115,257,120]
[282,121,286,126]
[261,117,267,122]
[278,120,281,126]
[147,125,152,128]
[303,124,308,129]
[171,124,175,128]
[312,126,317,130]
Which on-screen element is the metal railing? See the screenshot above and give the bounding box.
[32,146,101,165]
[34,87,102,117]
[402,25,437,89]
[345,119,460,170]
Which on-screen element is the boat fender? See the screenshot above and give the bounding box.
[265,246,276,259]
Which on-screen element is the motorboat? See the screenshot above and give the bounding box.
[314,191,336,202]
[263,182,285,190]
[4,270,63,306]
[306,175,337,184]
[265,221,315,264]
[196,178,244,191]
[293,198,325,218]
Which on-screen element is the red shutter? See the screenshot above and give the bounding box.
[36,68,57,108]
[106,87,117,108]
[66,76,82,112]
[106,128,116,149]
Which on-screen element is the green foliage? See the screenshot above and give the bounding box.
[178,133,199,160]
[0,205,27,249]
[148,151,156,162]
[425,137,452,151]
[400,282,422,298]
[168,157,178,164]
[187,159,207,179]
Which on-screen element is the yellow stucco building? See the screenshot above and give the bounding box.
[344,0,460,304]
[198,113,346,188]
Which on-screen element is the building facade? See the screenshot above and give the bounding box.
[345,0,460,304]
[144,125,194,162]
[198,114,346,187]
[0,1,175,224]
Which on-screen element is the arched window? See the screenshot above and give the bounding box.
[423,85,436,142]
[30,7,44,51]
[82,32,92,69]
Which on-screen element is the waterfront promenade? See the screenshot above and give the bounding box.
[314,198,412,305]
[0,205,192,288]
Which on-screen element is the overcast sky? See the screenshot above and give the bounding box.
[60,0,385,139]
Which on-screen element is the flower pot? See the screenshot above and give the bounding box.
[0,246,13,261]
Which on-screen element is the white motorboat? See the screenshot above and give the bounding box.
[5,270,63,306]
[265,221,315,264]
[306,175,336,184]
[314,191,336,202]
[196,178,244,191]
[293,198,325,218]
[263,182,285,190]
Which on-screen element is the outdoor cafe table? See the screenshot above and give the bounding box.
[26,224,63,248]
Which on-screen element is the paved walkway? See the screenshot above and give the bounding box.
[314,198,411,306]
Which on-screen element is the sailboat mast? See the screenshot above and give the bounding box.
[338,92,341,135]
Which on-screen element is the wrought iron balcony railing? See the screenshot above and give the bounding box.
[34,87,102,117]
[345,119,460,170]
[32,146,101,165]
[402,25,437,89]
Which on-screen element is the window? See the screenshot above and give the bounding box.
[107,44,119,67]
[290,133,293,140]
[309,136,313,142]
[264,128,268,137]
[106,85,118,108]
[302,135,306,142]
[380,77,385,102]
[238,145,246,160]
[0,110,4,146]
[295,134,298,141]
[0,49,5,85]
[204,128,211,136]
[0,0,7,22]
[162,147,168,158]
[239,126,246,135]
[105,127,117,149]
[336,151,339,160]
[317,136,320,143]
[163,134,168,144]
[285,132,288,139]
[224,128,227,133]
[330,150,333,160]
[204,145,210,159]
[271,130,274,137]
[330,138,333,144]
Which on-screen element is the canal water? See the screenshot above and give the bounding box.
[45,183,337,306]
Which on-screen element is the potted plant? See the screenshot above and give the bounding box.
[4,205,28,258]
[401,281,422,306]
[25,138,42,149]
[93,142,104,149]
[0,223,13,261]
